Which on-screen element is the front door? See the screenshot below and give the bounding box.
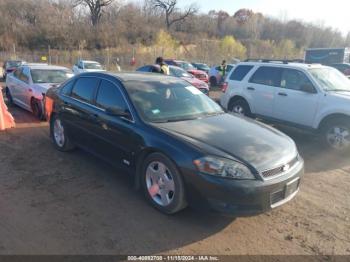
[89,79,138,169]
[273,68,320,127]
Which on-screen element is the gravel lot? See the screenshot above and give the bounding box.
[0,85,349,255]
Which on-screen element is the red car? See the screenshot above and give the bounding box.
[164,59,209,83]
[136,65,210,95]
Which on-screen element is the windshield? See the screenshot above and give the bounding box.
[309,67,350,91]
[178,61,196,71]
[170,67,193,78]
[194,63,210,71]
[7,61,22,68]
[125,80,223,123]
[31,69,73,84]
[84,63,102,70]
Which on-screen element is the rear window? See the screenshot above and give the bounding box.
[230,65,254,81]
[71,77,100,103]
[249,66,282,87]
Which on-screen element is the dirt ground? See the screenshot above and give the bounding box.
[0,84,349,256]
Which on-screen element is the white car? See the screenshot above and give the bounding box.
[5,64,73,120]
[72,60,105,75]
[220,60,350,151]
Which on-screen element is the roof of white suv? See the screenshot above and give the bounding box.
[237,61,325,70]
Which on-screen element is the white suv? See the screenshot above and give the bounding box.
[221,60,350,151]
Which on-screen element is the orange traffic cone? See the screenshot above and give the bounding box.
[0,90,15,131]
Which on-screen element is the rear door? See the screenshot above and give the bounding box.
[273,68,320,127]
[246,66,282,117]
[7,68,22,104]
[60,77,101,148]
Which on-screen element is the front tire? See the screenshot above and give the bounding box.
[141,153,187,215]
[50,114,75,152]
[31,98,45,120]
[321,118,350,152]
[5,87,13,105]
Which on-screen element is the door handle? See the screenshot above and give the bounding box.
[247,87,255,91]
[278,92,288,97]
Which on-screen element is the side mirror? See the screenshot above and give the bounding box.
[301,83,316,94]
[106,107,131,119]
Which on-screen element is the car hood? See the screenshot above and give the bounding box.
[155,114,297,172]
[182,77,209,90]
[84,69,106,72]
[329,91,350,99]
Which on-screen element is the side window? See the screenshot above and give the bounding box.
[14,68,22,79]
[19,68,30,83]
[280,69,314,91]
[230,65,254,81]
[71,77,100,103]
[96,80,128,110]
[61,79,75,95]
[249,67,282,87]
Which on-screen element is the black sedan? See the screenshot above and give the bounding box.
[45,72,303,216]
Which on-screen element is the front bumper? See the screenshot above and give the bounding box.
[184,159,304,216]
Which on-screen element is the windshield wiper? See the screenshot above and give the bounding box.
[153,116,200,123]
[328,89,350,92]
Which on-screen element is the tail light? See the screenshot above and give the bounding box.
[222,82,228,93]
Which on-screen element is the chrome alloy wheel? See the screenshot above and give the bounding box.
[326,125,350,150]
[145,161,175,207]
[53,119,65,148]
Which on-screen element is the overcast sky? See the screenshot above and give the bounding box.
[146,0,350,35]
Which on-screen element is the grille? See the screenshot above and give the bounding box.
[262,156,299,178]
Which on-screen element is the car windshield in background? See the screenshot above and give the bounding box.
[8,61,22,68]
[170,67,193,78]
[179,62,196,71]
[85,63,102,69]
[309,67,350,92]
[31,69,73,84]
[125,80,223,123]
[194,63,210,71]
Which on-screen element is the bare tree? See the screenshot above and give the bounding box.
[149,0,197,30]
[74,0,114,26]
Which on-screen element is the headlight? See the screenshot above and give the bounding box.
[193,156,255,180]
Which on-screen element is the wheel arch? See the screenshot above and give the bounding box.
[318,113,350,130]
[133,147,185,191]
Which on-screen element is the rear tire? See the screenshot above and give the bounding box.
[50,114,75,152]
[141,153,187,215]
[321,118,350,152]
[229,99,252,117]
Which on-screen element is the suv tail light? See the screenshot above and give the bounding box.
[222,82,228,93]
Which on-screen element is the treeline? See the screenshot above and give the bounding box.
[0,0,349,65]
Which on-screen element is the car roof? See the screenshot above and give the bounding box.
[23,64,70,70]
[81,71,181,83]
[80,60,100,64]
[236,61,325,70]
